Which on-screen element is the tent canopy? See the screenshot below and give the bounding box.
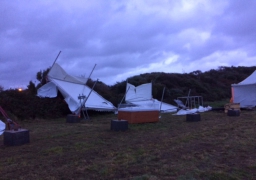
[125,83,152,102]
[232,70,256,86]
[37,63,116,114]
[122,82,177,113]
[48,63,88,85]
[0,120,5,135]
[231,70,256,108]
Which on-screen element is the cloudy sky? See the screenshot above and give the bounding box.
[1,0,256,89]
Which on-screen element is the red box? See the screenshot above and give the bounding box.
[118,110,159,124]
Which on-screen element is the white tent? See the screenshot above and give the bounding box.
[173,106,212,115]
[37,63,116,114]
[0,120,5,135]
[231,70,256,108]
[121,82,177,113]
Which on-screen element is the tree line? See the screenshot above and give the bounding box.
[0,66,255,120]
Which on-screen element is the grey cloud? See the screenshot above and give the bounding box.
[1,0,256,89]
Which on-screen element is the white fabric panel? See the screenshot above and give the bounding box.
[64,96,80,113]
[132,99,177,112]
[0,120,5,135]
[160,101,178,113]
[125,83,152,102]
[128,99,160,110]
[37,82,58,98]
[124,82,178,112]
[174,106,212,115]
[233,84,256,107]
[51,79,116,113]
[48,63,88,84]
[123,99,177,113]
[237,70,256,85]
[231,70,256,107]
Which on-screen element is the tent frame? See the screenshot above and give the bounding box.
[177,96,203,109]
[77,79,98,120]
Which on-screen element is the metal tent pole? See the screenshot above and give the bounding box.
[160,87,166,112]
[118,85,130,109]
[185,89,191,108]
[78,79,99,119]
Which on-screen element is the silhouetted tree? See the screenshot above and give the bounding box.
[0,85,3,92]
[27,81,37,95]
[36,67,51,88]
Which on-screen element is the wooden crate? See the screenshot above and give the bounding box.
[224,103,240,113]
[118,110,159,124]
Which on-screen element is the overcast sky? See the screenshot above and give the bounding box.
[1,0,256,89]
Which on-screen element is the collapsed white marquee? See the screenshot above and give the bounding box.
[122,82,177,113]
[37,63,116,114]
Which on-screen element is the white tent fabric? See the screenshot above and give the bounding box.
[0,120,5,135]
[126,83,152,102]
[122,99,174,111]
[173,106,212,115]
[231,70,256,108]
[37,81,58,98]
[123,82,177,113]
[48,63,88,84]
[37,63,116,114]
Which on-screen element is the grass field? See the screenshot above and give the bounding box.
[1,109,256,180]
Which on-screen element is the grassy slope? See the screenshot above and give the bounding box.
[1,110,256,180]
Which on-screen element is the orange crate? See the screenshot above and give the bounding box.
[118,110,159,124]
[224,103,240,113]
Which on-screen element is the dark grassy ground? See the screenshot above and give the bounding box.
[1,109,256,180]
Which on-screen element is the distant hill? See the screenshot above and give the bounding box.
[89,66,256,106]
[1,65,255,120]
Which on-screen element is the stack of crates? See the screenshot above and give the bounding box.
[224,103,240,113]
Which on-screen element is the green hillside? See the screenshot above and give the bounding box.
[94,66,256,106]
[0,66,255,120]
